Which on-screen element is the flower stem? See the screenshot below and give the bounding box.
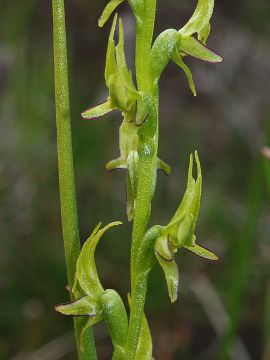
[125,0,158,358]
[52,1,96,358]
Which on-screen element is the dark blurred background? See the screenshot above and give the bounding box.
[1,1,270,359]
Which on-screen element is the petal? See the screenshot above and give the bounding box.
[155,235,173,261]
[176,213,195,247]
[190,151,202,222]
[172,52,197,96]
[180,36,223,63]
[73,222,122,297]
[184,243,218,261]
[126,151,139,221]
[169,153,196,225]
[156,158,171,175]
[105,157,127,170]
[126,170,135,221]
[198,22,211,44]
[179,0,215,38]
[55,296,99,316]
[155,252,179,303]
[105,14,118,85]
[81,100,116,120]
[98,0,125,28]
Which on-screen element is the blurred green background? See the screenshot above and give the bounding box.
[1,1,270,359]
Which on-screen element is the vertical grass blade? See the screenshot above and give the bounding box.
[218,161,263,359]
[52,1,96,358]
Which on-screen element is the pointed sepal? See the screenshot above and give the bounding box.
[81,100,116,120]
[99,0,125,28]
[179,0,215,38]
[180,36,223,63]
[157,158,171,175]
[154,236,179,303]
[72,221,122,298]
[106,157,127,171]
[55,296,99,317]
[185,242,218,261]
[172,51,197,96]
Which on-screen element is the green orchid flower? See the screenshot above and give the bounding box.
[150,0,223,96]
[82,14,138,121]
[154,152,218,303]
[82,14,170,221]
[55,221,129,353]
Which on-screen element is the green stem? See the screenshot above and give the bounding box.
[125,1,158,358]
[135,0,157,92]
[126,273,149,359]
[52,1,96,359]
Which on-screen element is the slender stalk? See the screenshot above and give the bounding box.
[126,1,158,358]
[52,1,96,359]
[131,0,157,282]
[135,0,157,92]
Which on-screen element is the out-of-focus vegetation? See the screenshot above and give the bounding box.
[1,1,270,359]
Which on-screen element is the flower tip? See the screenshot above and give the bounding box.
[215,53,224,63]
[54,303,66,315]
[98,20,104,28]
[212,254,219,261]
